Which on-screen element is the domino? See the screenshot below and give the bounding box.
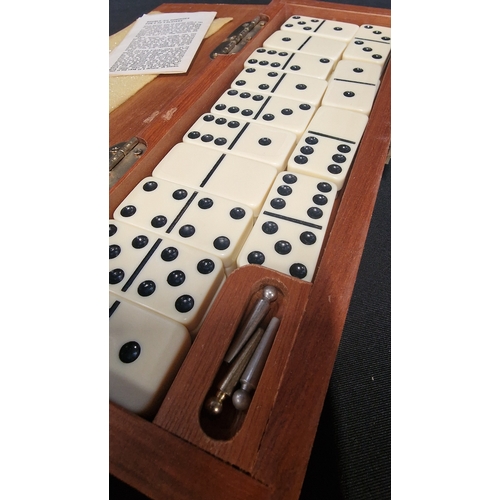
[109,292,191,418]
[342,24,391,66]
[322,60,382,115]
[109,219,226,332]
[211,88,317,138]
[327,58,382,84]
[244,46,338,80]
[280,15,359,43]
[287,105,368,190]
[231,67,327,106]
[351,23,391,44]
[182,112,297,169]
[236,171,337,282]
[152,142,278,217]
[263,30,347,60]
[112,177,254,273]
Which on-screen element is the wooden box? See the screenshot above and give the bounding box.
[109,1,391,498]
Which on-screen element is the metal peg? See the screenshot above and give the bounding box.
[224,286,278,363]
[205,327,265,415]
[232,317,280,411]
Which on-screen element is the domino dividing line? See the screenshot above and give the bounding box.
[166,191,199,233]
[307,130,357,144]
[121,238,163,292]
[262,210,323,230]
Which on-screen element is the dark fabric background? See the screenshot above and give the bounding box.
[109,2,390,498]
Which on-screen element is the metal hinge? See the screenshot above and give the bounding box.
[109,137,146,188]
[210,15,268,58]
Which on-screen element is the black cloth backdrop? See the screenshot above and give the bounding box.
[109,2,391,498]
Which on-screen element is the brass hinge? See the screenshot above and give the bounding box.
[109,137,146,188]
[210,15,268,58]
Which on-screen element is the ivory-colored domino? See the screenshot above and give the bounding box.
[109,292,191,417]
[342,24,391,66]
[183,112,297,169]
[280,14,359,43]
[263,30,347,60]
[244,46,338,80]
[321,78,379,115]
[231,67,327,106]
[153,143,278,217]
[236,171,337,282]
[211,88,317,138]
[287,105,368,190]
[109,219,226,332]
[322,60,382,115]
[113,177,254,274]
[327,58,382,84]
[352,23,391,44]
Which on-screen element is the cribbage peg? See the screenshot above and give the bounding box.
[224,285,278,363]
[232,316,280,411]
[205,327,265,415]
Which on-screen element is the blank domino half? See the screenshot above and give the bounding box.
[263,30,347,60]
[152,142,279,217]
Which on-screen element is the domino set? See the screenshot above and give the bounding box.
[109,2,390,497]
[110,11,390,419]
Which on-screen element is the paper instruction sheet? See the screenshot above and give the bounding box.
[109,12,217,75]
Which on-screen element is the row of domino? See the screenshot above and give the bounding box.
[109,15,391,418]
